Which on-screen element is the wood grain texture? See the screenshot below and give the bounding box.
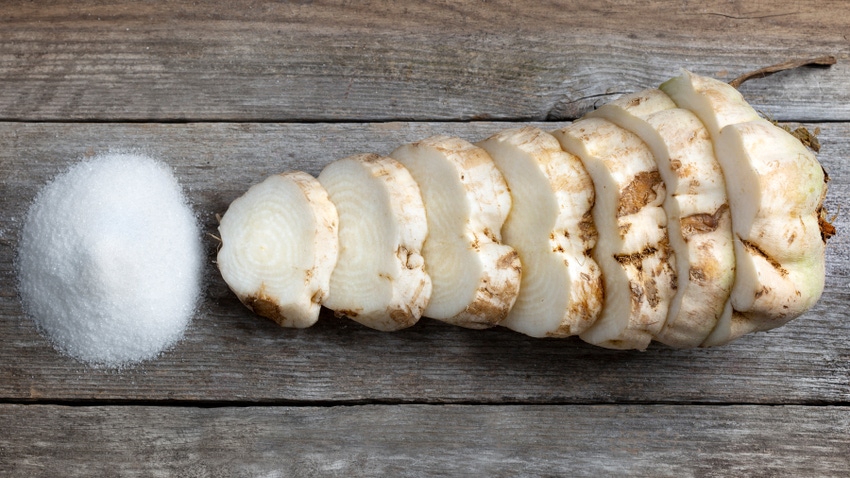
[2,404,849,477]
[2,2,847,473]
[0,0,847,122]
[1,121,847,404]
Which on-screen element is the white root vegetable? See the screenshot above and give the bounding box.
[390,136,521,328]
[589,89,736,348]
[216,70,831,350]
[552,118,677,350]
[217,171,338,328]
[477,126,602,337]
[317,154,431,331]
[661,71,828,346]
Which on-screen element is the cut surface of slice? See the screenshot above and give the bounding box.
[217,171,338,328]
[477,126,602,337]
[590,89,735,348]
[390,136,520,328]
[552,118,677,350]
[318,154,431,331]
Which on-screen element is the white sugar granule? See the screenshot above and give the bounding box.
[16,153,203,366]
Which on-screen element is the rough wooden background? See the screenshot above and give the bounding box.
[1,1,848,476]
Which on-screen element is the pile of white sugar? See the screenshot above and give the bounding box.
[17,153,203,366]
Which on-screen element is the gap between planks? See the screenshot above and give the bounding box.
[2,399,850,408]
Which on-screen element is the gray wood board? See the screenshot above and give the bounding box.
[2,404,849,477]
[1,0,848,122]
[1,121,847,404]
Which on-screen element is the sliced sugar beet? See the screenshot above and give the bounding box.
[217,171,339,328]
[318,154,431,331]
[215,70,830,349]
[589,89,735,348]
[552,118,677,350]
[478,126,603,338]
[391,136,521,329]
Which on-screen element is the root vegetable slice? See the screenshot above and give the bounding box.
[217,171,338,328]
[701,120,827,345]
[390,136,520,329]
[660,71,828,345]
[317,154,431,331]
[590,89,735,348]
[477,126,602,337]
[552,118,677,350]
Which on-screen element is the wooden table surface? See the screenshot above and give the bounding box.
[2,1,849,476]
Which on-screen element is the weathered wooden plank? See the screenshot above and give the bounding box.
[1,404,848,477]
[1,121,847,404]
[0,0,847,122]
